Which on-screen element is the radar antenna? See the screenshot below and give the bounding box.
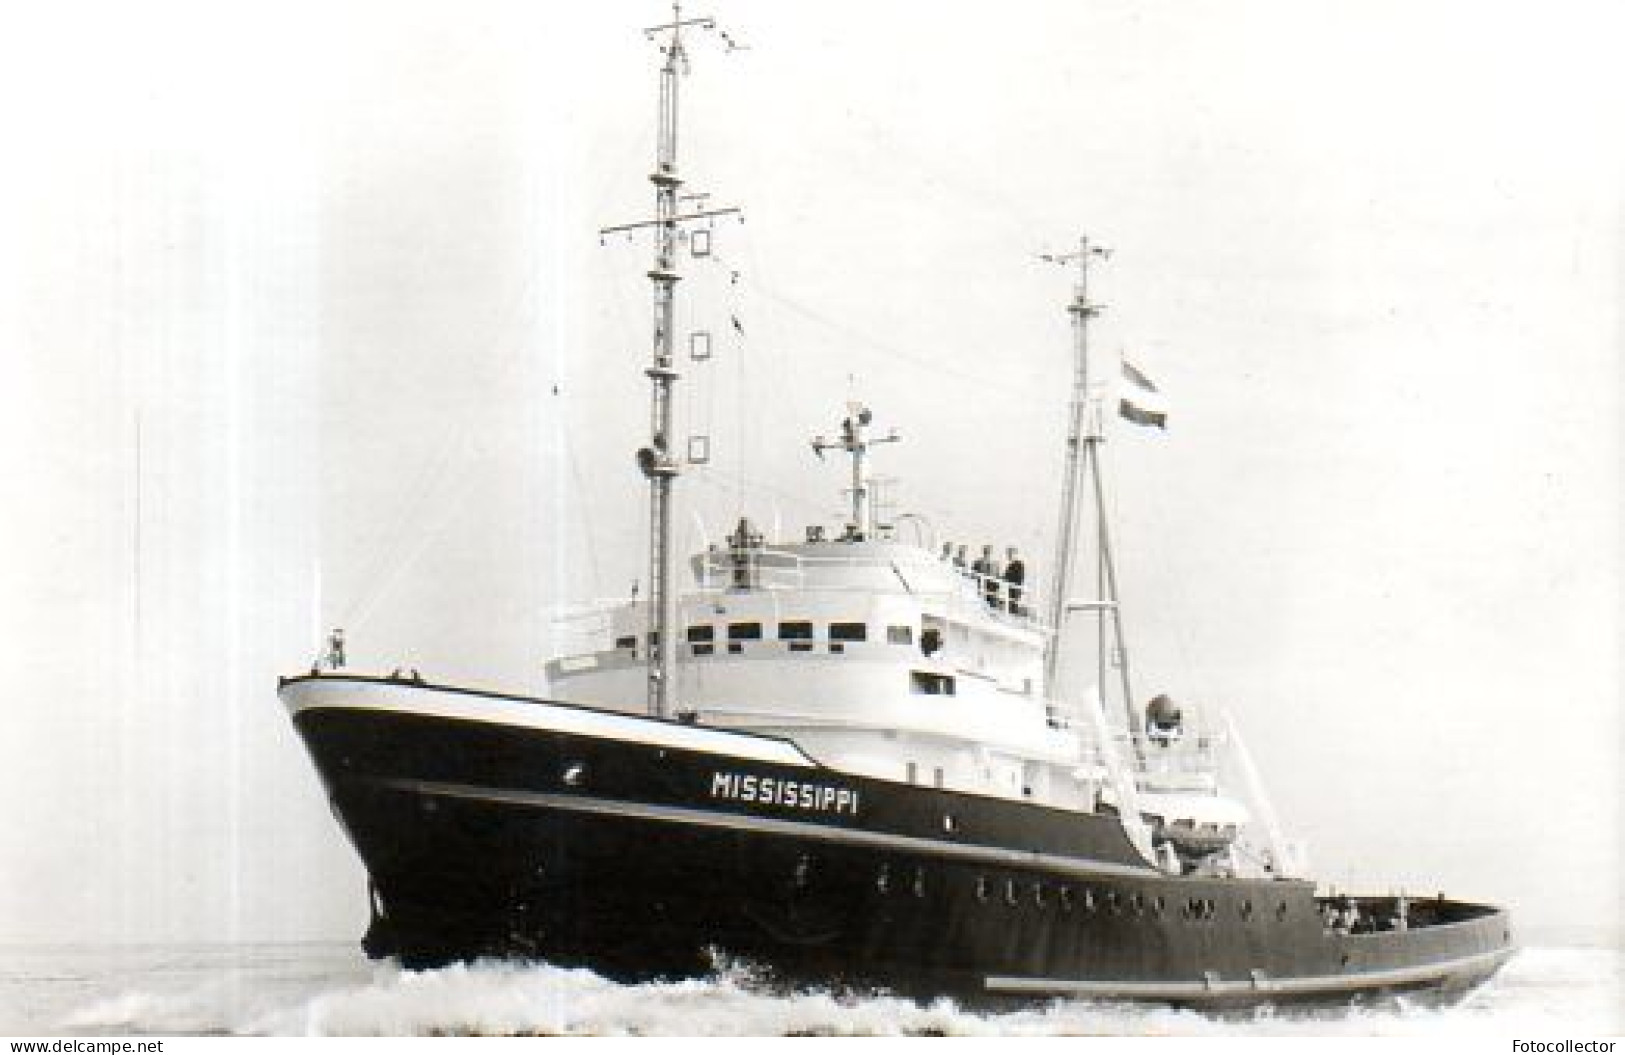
[811,403,900,542]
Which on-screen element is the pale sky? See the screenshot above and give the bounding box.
[0,0,1618,947]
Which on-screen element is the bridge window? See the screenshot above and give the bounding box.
[614,635,637,657]
[830,622,867,642]
[886,624,914,646]
[778,620,814,653]
[686,625,714,657]
[910,671,956,696]
[727,622,762,654]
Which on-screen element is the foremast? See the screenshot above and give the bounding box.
[601,3,740,718]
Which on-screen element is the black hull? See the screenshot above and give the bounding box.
[285,676,1514,1008]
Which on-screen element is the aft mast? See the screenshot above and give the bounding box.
[1042,237,1138,736]
[600,3,740,718]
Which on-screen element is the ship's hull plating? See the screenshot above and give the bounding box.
[283,676,1513,1007]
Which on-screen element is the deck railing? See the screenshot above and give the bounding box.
[1114,730,1229,792]
[694,545,1044,629]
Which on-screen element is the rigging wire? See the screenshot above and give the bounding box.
[557,386,607,601]
[329,190,585,624]
[672,242,1065,559]
[730,252,749,523]
[324,31,1150,648]
[335,255,544,635]
[738,267,1048,403]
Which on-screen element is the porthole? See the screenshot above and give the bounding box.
[562,761,587,787]
[1106,890,1121,914]
[1083,888,1097,913]
[1060,886,1075,912]
[1004,878,1020,906]
[1152,895,1166,917]
[1129,892,1144,915]
[975,876,990,902]
[1033,883,1048,909]
[942,814,957,833]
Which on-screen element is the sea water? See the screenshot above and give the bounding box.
[1,944,1617,1037]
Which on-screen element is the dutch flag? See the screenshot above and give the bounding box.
[1118,360,1169,429]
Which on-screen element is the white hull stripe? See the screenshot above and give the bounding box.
[984,946,1512,1000]
[376,778,1160,880]
[282,677,815,768]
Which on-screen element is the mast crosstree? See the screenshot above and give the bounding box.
[601,2,742,719]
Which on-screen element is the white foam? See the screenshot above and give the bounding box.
[24,944,1622,1037]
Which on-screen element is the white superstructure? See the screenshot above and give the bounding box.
[548,535,1085,800]
[545,403,1271,875]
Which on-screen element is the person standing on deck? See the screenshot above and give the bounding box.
[973,545,999,608]
[1003,547,1026,615]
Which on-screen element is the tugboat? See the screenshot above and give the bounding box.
[279,6,1514,1007]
